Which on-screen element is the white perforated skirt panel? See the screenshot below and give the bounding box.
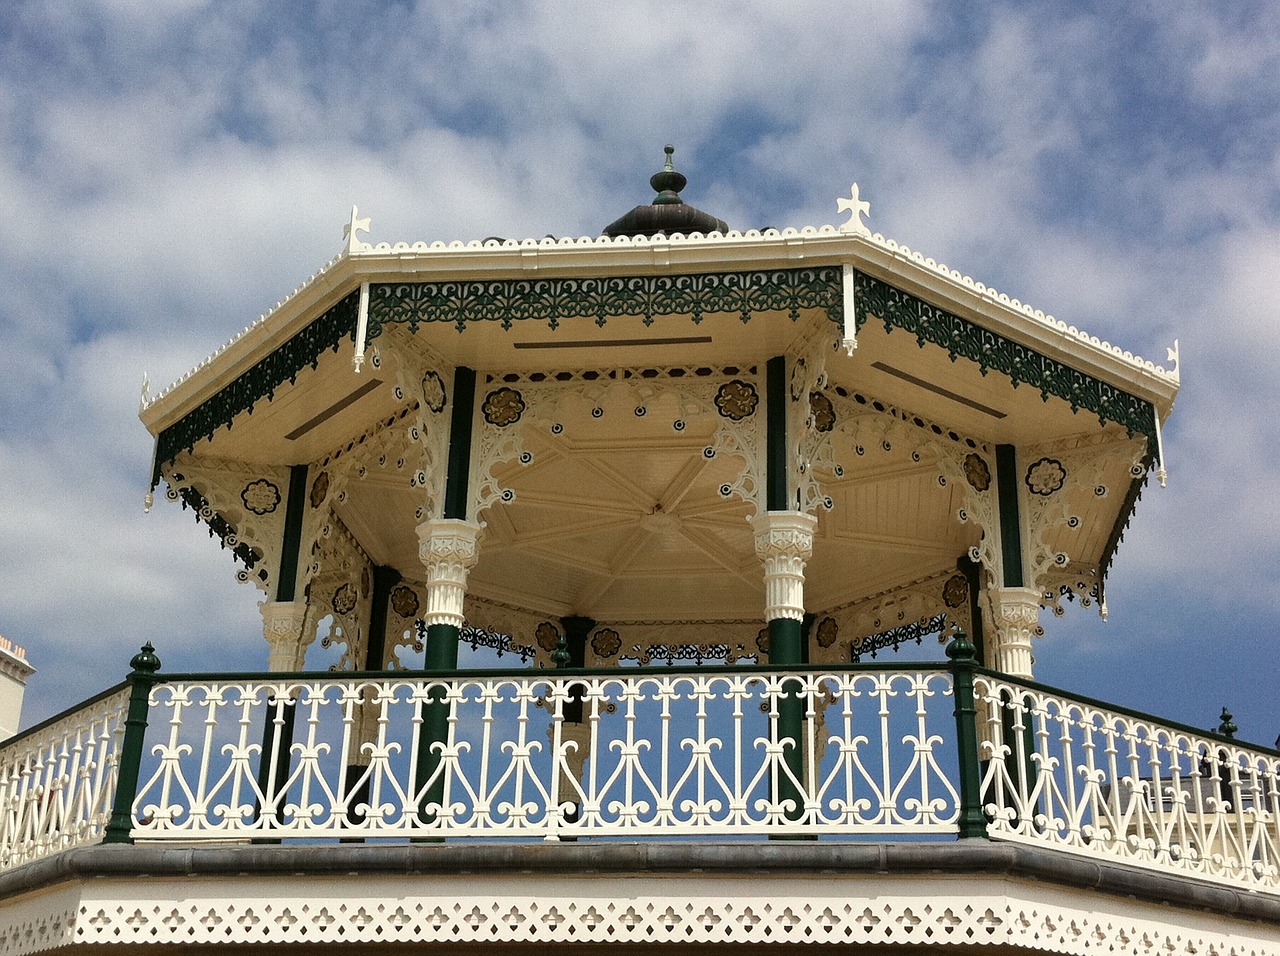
[1,871,1278,955]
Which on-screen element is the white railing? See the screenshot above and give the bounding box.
[0,686,130,871]
[975,674,1280,891]
[131,668,961,840]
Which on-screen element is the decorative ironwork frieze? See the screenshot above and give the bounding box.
[620,642,753,666]
[367,267,844,335]
[424,622,536,662]
[152,291,360,486]
[855,273,1159,445]
[850,613,950,662]
[150,268,1158,496]
[173,483,262,575]
[1099,455,1152,597]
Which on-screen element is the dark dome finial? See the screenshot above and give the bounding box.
[601,144,729,238]
[650,145,687,205]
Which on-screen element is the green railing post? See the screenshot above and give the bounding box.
[947,631,987,839]
[104,642,161,844]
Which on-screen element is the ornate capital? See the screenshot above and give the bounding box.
[259,600,314,672]
[416,518,483,629]
[750,511,818,622]
[986,586,1040,680]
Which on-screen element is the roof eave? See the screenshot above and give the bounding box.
[141,228,1180,433]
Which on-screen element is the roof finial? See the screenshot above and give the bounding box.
[650,145,687,205]
[838,183,871,235]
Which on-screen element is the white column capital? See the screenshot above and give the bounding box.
[259,600,314,672]
[749,510,818,559]
[750,511,818,623]
[987,586,1041,680]
[416,518,483,629]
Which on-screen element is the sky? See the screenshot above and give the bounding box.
[0,1,1276,746]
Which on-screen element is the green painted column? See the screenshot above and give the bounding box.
[988,444,1039,679]
[365,565,402,671]
[756,357,816,828]
[559,616,594,724]
[957,555,986,666]
[275,464,310,603]
[256,465,311,835]
[994,445,1024,590]
[414,366,480,828]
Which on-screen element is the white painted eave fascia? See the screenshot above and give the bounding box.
[141,226,1180,433]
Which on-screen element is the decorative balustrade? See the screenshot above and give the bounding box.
[130,667,961,840]
[2,646,1278,903]
[0,685,129,870]
[974,673,1280,892]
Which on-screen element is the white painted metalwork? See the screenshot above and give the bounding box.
[131,668,960,839]
[0,688,129,871]
[29,869,1280,956]
[976,673,1280,892]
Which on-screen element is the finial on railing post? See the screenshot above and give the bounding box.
[947,629,987,838]
[1217,707,1238,739]
[551,634,571,669]
[104,643,162,844]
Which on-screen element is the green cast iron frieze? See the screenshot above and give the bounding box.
[365,267,846,335]
[150,267,1159,490]
[854,273,1159,448]
[151,291,361,487]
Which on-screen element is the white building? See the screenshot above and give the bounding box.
[0,636,34,742]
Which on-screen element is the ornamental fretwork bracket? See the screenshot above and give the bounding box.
[787,313,843,516]
[808,569,973,665]
[374,327,454,522]
[1015,431,1149,618]
[162,456,292,597]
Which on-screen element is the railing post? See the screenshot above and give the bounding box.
[947,631,987,838]
[103,642,161,844]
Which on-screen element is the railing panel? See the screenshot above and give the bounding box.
[131,668,960,840]
[0,687,130,870]
[975,673,1280,891]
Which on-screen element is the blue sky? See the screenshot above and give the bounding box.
[0,1,1276,745]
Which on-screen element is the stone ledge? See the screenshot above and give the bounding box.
[1,840,1277,927]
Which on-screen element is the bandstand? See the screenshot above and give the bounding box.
[143,147,1169,683]
[2,150,1278,956]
